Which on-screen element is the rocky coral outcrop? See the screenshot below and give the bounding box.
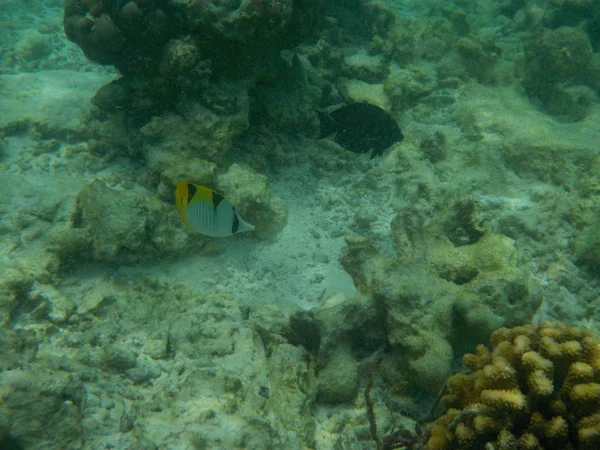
[267,343,318,447]
[63,0,331,172]
[425,322,600,450]
[64,0,327,77]
[64,0,174,72]
[0,324,83,448]
[140,82,250,165]
[523,26,595,121]
[0,365,83,448]
[72,179,196,263]
[340,199,542,391]
[541,0,600,51]
[317,342,359,403]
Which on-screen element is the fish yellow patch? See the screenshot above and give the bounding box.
[175,181,192,228]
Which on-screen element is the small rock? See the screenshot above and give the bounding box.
[317,345,358,403]
[31,284,75,324]
[105,344,137,370]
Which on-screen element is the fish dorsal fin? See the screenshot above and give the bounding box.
[317,103,348,139]
[324,103,346,114]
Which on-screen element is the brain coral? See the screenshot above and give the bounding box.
[425,322,600,450]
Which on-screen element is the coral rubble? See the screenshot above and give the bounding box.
[425,322,600,450]
[0,276,321,448]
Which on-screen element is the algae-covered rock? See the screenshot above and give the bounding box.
[453,84,599,188]
[156,157,217,202]
[64,0,326,77]
[104,344,138,370]
[249,56,323,133]
[338,236,382,293]
[0,328,39,372]
[340,199,542,391]
[535,25,593,77]
[337,78,391,111]
[523,26,594,120]
[29,284,75,325]
[342,49,388,83]
[159,38,200,77]
[73,282,118,316]
[317,343,358,403]
[0,266,78,329]
[15,30,51,63]
[140,84,249,164]
[572,213,600,272]
[314,293,387,363]
[74,179,191,263]
[283,294,385,404]
[455,35,500,83]
[252,303,291,350]
[217,164,287,239]
[384,64,437,111]
[266,343,317,448]
[0,266,34,327]
[167,293,240,358]
[541,0,600,56]
[0,368,83,448]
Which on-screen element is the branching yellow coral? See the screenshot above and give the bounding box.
[424,322,600,449]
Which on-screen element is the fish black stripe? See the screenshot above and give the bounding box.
[187,183,197,205]
[232,209,240,234]
[212,191,224,209]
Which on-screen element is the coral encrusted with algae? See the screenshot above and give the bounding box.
[424,322,600,450]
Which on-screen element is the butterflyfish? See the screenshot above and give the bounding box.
[175,181,255,237]
[317,103,404,159]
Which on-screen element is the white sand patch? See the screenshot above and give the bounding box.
[117,165,357,311]
[0,70,116,129]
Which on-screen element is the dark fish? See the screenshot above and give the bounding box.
[318,103,404,158]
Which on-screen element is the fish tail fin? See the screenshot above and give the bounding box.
[317,111,338,138]
[370,148,382,159]
[237,218,255,234]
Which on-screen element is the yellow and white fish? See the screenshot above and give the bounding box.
[175,181,255,237]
